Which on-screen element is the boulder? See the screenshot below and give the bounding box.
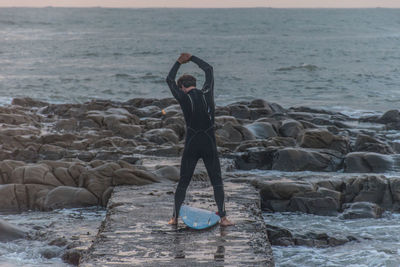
[234,137,296,152]
[0,219,27,241]
[10,164,63,186]
[43,186,98,210]
[279,120,304,139]
[11,97,48,107]
[0,184,53,211]
[289,196,339,216]
[113,168,159,186]
[340,202,383,219]
[39,144,66,160]
[245,122,277,139]
[154,166,180,182]
[228,104,251,119]
[260,180,315,201]
[143,128,179,145]
[300,129,349,154]
[354,134,393,154]
[344,152,393,173]
[378,109,400,124]
[342,175,390,205]
[235,147,277,170]
[272,148,342,172]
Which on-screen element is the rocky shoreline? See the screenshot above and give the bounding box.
[0,97,399,265]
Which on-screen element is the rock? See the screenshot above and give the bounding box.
[12,97,48,107]
[0,160,25,184]
[43,186,98,210]
[235,137,296,152]
[260,180,315,201]
[79,163,121,198]
[0,219,27,241]
[234,147,277,170]
[390,178,400,209]
[344,152,393,173]
[244,122,277,139]
[354,134,393,154]
[62,249,81,266]
[113,168,159,186]
[340,202,383,219]
[228,104,251,119]
[265,224,295,246]
[112,124,142,139]
[342,175,390,205]
[154,166,180,182]
[55,118,78,132]
[39,144,66,160]
[279,120,304,139]
[53,167,78,187]
[0,184,53,211]
[143,128,179,145]
[300,129,349,154]
[10,164,63,186]
[378,109,400,124]
[272,148,342,172]
[214,116,239,126]
[216,122,254,143]
[289,196,339,216]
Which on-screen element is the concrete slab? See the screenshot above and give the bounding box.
[80,181,274,266]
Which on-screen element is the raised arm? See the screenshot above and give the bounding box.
[190,55,214,94]
[165,60,184,101]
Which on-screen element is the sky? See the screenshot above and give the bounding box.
[1,0,400,8]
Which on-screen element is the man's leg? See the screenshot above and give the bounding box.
[173,146,199,221]
[202,146,226,218]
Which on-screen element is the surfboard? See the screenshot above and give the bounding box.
[180,205,220,230]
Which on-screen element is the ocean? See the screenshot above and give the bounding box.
[0,8,399,113]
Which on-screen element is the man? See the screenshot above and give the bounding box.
[166,53,233,227]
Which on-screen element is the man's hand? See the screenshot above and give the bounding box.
[177,53,192,64]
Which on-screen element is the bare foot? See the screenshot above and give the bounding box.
[168,217,178,225]
[220,216,234,227]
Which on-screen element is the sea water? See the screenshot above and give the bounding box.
[0,8,399,112]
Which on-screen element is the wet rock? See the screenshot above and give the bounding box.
[215,115,240,126]
[12,97,48,107]
[0,219,27,241]
[0,184,53,211]
[228,104,251,119]
[10,164,63,186]
[154,166,180,182]
[300,129,349,154]
[62,249,81,266]
[378,109,400,124]
[289,196,339,216]
[55,118,78,132]
[344,152,393,173]
[234,137,296,153]
[113,168,159,186]
[39,144,66,160]
[216,122,255,143]
[143,128,179,145]
[354,134,394,154]
[272,148,342,172]
[265,224,294,246]
[43,186,98,210]
[266,224,351,248]
[260,180,315,201]
[342,175,390,205]
[279,120,304,139]
[234,147,277,170]
[340,202,383,219]
[245,122,277,139]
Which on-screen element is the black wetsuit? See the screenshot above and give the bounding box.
[166,55,226,218]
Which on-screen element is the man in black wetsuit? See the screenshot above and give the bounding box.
[166,53,233,226]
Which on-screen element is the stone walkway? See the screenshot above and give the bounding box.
[80,180,274,266]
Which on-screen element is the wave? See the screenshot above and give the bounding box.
[276,64,319,72]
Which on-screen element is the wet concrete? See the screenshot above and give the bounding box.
[80,180,274,266]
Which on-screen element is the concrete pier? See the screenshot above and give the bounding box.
[80,180,274,266]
